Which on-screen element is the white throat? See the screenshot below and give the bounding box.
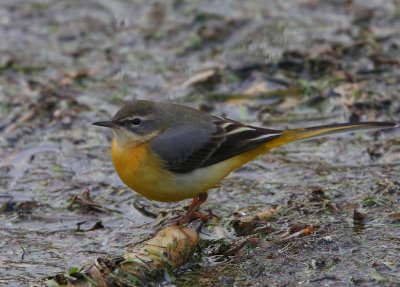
[112,128,159,148]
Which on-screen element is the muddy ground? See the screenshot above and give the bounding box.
[0,0,399,286]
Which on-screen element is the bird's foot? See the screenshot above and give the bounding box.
[176,209,218,225]
[157,192,215,226]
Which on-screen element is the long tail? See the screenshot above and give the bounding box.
[265,122,397,149]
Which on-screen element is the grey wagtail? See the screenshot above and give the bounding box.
[93,100,396,224]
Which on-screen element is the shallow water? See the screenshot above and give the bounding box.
[0,0,399,286]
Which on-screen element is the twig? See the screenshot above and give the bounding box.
[17,240,26,261]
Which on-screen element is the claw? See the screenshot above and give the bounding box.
[174,192,212,225]
[177,211,214,225]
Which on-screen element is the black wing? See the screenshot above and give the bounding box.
[202,117,282,167]
[150,116,282,173]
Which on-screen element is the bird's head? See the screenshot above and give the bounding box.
[93,100,168,148]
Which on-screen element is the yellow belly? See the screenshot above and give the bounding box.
[111,139,269,202]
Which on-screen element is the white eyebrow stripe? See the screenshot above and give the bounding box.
[126,114,155,121]
[248,133,282,141]
[225,126,255,135]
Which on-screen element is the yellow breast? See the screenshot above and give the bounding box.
[111,139,176,202]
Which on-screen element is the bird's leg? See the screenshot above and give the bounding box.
[177,192,211,225]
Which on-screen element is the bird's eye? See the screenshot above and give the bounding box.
[131,118,142,126]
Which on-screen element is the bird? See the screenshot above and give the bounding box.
[93,100,396,224]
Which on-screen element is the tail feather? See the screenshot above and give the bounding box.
[266,122,397,149]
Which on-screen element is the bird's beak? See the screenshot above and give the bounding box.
[92,121,115,128]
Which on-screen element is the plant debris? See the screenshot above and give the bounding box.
[43,225,199,286]
[232,206,280,236]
